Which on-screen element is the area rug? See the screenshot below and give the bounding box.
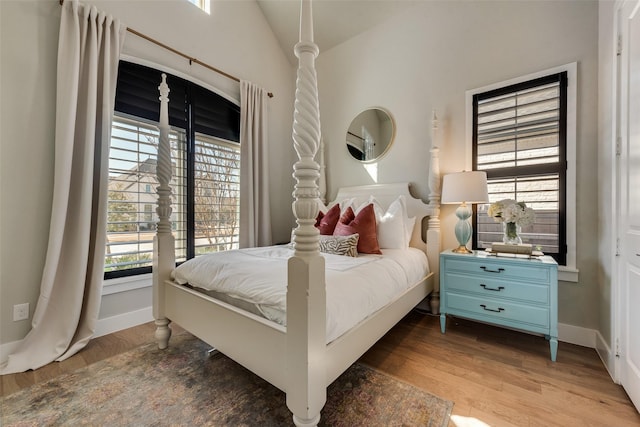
[1,333,453,426]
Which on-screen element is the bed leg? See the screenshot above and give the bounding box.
[292,413,320,427]
[154,318,172,350]
[430,291,440,315]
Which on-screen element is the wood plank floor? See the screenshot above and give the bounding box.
[2,312,639,426]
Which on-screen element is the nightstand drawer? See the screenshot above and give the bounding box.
[444,258,551,283]
[443,273,549,304]
[447,292,550,329]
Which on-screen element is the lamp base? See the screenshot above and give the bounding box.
[452,245,472,254]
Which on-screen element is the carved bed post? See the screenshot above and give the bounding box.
[318,138,326,205]
[153,74,174,349]
[427,110,442,314]
[286,0,326,426]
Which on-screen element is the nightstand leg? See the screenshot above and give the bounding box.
[440,313,446,333]
[550,337,558,362]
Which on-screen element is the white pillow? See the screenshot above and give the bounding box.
[405,216,416,246]
[369,195,411,249]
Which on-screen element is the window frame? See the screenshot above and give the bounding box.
[465,63,578,282]
[472,72,567,264]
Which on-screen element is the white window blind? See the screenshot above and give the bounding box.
[476,82,560,169]
[105,115,186,274]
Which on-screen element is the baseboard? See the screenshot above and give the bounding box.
[595,330,618,383]
[0,340,23,365]
[94,306,154,338]
[0,307,154,365]
[558,322,596,348]
[556,325,620,389]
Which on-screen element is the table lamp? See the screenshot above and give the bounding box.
[441,171,489,254]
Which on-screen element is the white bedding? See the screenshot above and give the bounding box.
[173,246,429,343]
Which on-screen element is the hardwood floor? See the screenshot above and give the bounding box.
[361,311,640,427]
[2,312,638,426]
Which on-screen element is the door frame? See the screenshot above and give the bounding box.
[614,0,640,405]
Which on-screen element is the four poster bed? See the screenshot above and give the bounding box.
[152,1,441,425]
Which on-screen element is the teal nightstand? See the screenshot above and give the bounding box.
[439,250,558,361]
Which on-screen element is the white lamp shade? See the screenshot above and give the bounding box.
[441,171,489,204]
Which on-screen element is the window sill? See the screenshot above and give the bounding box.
[559,266,579,283]
[102,273,152,295]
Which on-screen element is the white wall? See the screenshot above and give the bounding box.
[316,0,600,329]
[0,0,296,346]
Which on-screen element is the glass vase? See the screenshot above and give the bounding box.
[503,221,522,245]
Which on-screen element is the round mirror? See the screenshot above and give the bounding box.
[345,108,395,162]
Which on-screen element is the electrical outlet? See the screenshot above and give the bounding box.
[13,303,29,321]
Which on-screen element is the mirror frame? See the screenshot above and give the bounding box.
[345,107,396,163]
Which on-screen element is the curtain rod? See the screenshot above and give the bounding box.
[58,0,274,98]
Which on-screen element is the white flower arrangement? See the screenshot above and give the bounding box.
[487,199,536,226]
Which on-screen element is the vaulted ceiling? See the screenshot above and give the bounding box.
[256,0,418,64]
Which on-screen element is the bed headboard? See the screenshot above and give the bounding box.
[329,182,437,251]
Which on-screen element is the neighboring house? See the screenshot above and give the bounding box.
[108,158,165,232]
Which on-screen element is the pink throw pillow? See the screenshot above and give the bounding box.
[316,204,341,235]
[333,204,381,254]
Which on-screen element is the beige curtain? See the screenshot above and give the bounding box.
[0,0,125,374]
[239,81,272,247]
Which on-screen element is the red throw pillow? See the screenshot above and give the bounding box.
[333,204,381,254]
[316,204,341,235]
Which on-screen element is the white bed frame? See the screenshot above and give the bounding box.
[152,2,441,425]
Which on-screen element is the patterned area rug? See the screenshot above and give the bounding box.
[2,333,453,426]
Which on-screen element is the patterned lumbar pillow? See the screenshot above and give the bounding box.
[288,231,359,257]
[319,233,359,257]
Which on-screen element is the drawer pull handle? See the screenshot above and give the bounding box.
[480,284,505,292]
[480,266,505,273]
[480,304,504,313]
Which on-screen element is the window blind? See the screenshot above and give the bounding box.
[105,115,186,276]
[114,61,240,142]
[115,61,188,129]
[476,80,561,170]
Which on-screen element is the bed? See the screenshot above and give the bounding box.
[152,1,441,425]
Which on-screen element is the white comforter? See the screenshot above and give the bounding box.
[173,246,429,343]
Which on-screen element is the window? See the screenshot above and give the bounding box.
[143,204,153,222]
[106,115,187,275]
[105,61,240,278]
[187,0,211,14]
[193,133,240,255]
[472,71,568,265]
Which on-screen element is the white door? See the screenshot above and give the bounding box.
[618,0,640,411]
